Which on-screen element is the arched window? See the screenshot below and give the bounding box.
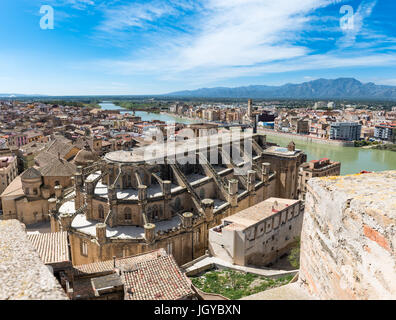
[152,205,159,220]
[124,207,132,221]
[98,204,104,219]
[54,181,60,186]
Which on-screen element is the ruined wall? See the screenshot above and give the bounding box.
[299,171,396,300]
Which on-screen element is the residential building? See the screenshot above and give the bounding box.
[209,197,304,267]
[68,248,195,300]
[0,156,18,209]
[298,158,341,199]
[330,122,362,141]
[374,124,396,142]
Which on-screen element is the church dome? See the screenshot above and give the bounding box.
[73,149,98,165]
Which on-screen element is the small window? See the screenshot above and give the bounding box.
[81,240,88,257]
[124,207,132,221]
[194,230,200,243]
[98,204,105,219]
[166,242,173,254]
[289,225,292,230]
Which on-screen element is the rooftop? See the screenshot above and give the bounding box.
[72,249,194,300]
[70,210,182,239]
[104,132,258,164]
[264,146,301,156]
[73,249,165,277]
[0,175,24,198]
[39,157,77,177]
[122,254,194,300]
[27,231,71,266]
[222,197,299,231]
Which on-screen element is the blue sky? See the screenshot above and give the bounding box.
[0,0,395,95]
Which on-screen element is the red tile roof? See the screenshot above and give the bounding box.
[72,249,166,277]
[122,255,194,300]
[27,231,70,265]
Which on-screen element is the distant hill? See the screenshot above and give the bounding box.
[0,93,46,98]
[165,78,396,100]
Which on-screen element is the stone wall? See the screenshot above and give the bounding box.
[299,171,396,299]
[0,220,67,300]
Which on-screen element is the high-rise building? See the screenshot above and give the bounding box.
[330,122,362,141]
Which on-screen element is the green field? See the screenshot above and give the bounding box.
[190,269,293,300]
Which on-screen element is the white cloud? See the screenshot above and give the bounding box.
[337,0,377,47]
[98,1,177,32]
[88,0,396,87]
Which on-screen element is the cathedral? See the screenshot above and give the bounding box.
[50,131,306,265]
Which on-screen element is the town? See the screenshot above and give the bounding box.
[0,98,395,300]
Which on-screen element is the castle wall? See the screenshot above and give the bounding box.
[299,172,396,299]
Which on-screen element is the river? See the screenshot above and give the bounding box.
[99,101,199,124]
[264,134,396,175]
[99,101,396,175]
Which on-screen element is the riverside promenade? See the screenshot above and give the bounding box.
[258,128,355,147]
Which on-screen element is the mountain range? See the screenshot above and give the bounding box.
[0,93,44,98]
[166,78,396,100]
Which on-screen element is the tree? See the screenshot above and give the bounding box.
[288,237,301,269]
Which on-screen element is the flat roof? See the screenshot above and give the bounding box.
[223,197,299,230]
[104,132,258,164]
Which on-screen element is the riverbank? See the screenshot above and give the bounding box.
[99,102,196,124]
[258,128,355,147]
[372,144,396,152]
[160,111,203,123]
